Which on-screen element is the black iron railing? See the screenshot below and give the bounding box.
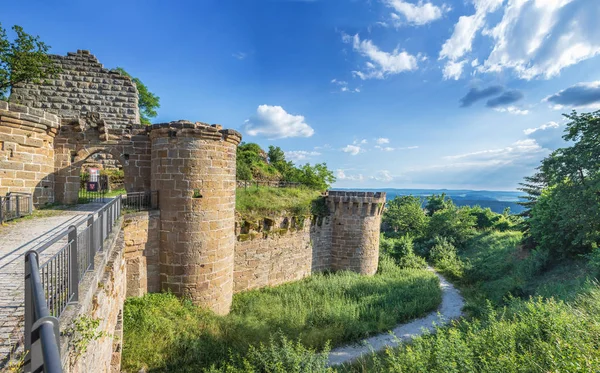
[0,192,33,223]
[23,196,122,373]
[237,180,303,189]
[123,191,159,211]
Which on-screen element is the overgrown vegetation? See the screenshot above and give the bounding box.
[0,23,60,99]
[122,256,441,372]
[237,143,335,190]
[235,186,324,221]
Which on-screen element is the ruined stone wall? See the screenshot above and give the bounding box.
[0,101,59,205]
[123,210,161,297]
[329,191,386,275]
[151,121,241,315]
[11,50,139,130]
[233,215,332,292]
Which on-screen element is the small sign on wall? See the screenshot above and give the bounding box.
[87,168,100,191]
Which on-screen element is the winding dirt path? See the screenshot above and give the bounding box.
[327,269,464,366]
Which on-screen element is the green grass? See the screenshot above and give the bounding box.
[235,186,323,221]
[122,255,442,372]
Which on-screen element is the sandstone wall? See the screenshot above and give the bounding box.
[151,121,241,315]
[0,101,59,205]
[123,210,161,297]
[329,191,386,275]
[11,50,139,130]
[233,215,332,292]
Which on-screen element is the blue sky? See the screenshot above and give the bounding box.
[3,0,600,190]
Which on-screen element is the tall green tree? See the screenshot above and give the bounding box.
[382,196,428,237]
[425,193,452,217]
[0,23,60,99]
[115,67,160,125]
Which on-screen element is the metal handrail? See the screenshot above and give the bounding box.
[1,192,33,223]
[23,195,123,373]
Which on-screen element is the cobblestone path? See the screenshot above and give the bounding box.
[0,204,105,366]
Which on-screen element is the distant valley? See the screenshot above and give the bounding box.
[332,188,525,214]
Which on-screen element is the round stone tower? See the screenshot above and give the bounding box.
[150,121,241,315]
[328,191,386,275]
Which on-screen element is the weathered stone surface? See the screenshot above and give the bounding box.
[11,50,140,129]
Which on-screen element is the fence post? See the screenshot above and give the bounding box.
[87,214,94,271]
[0,198,3,223]
[28,194,33,215]
[16,196,21,218]
[68,225,79,303]
[23,251,36,372]
[99,209,104,252]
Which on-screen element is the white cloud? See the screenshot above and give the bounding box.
[371,170,394,182]
[358,139,368,144]
[376,137,390,144]
[399,145,419,150]
[375,145,395,151]
[471,58,480,67]
[342,144,363,155]
[444,138,543,162]
[482,0,600,79]
[385,0,448,26]
[243,105,314,139]
[439,0,503,62]
[523,121,559,135]
[494,106,529,115]
[443,59,468,80]
[342,33,418,80]
[232,52,247,60]
[336,169,364,181]
[284,150,321,162]
[331,78,361,93]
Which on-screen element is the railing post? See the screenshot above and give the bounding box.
[99,209,104,252]
[87,214,94,271]
[68,225,79,303]
[29,194,33,215]
[16,196,21,218]
[0,198,4,223]
[24,251,36,372]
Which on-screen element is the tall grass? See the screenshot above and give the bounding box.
[235,187,323,220]
[122,256,441,372]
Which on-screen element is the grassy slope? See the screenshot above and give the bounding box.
[235,186,323,220]
[342,231,600,373]
[122,256,441,373]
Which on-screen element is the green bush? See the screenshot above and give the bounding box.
[426,207,476,248]
[429,237,464,279]
[382,235,427,269]
[205,334,333,373]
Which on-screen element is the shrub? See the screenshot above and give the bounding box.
[429,237,464,278]
[385,235,427,270]
[382,196,428,237]
[204,334,333,373]
[426,207,476,249]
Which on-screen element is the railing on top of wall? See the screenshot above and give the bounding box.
[0,192,33,223]
[123,191,159,212]
[23,196,122,373]
[237,180,303,189]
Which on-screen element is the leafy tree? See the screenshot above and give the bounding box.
[115,67,160,125]
[294,163,335,191]
[426,206,477,248]
[425,193,452,216]
[0,23,60,99]
[267,145,286,164]
[382,196,428,237]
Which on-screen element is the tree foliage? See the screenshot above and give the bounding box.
[236,143,335,190]
[382,196,428,237]
[424,193,452,216]
[524,110,600,258]
[115,67,160,125]
[0,23,60,99]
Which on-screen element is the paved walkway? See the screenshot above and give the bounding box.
[328,269,464,366]
[0,203,105,365]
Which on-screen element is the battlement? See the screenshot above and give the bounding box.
[149,120,242,145]
[327,190,386,217]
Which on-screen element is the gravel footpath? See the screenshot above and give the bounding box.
[328,269,464,366]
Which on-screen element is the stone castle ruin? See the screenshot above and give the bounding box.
[1,50,385,315]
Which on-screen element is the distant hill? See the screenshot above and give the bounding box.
[331,188,525,214]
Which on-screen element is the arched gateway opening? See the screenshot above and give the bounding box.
[79,149,125,203]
